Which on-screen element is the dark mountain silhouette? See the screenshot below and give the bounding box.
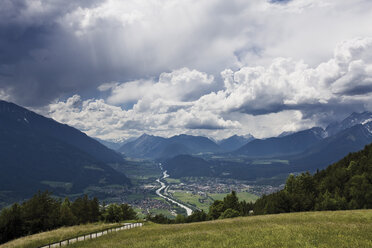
[0,100,130,203]
[118,134,167,158]
[0,100,123,163]
[234,127,326,157]
[164,154,213,178]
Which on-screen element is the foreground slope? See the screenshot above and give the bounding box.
[0,223,122,248]
[70,210,371,248]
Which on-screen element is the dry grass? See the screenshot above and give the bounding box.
[0,222,121,248]
[69,210,372,248]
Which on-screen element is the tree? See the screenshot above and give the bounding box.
[22,191,60,233]
[59,198,77,226]
[223,191,240,212]
[90,197,100,222]
[0,203,24,243]
[175,214,186,224]
[208,200,225,220]
[220,208,240,219]
[120,204,137,220]
[239,200,254,216]
[104,204,122,223]
[71,195,91,224]
[187,210,207,223]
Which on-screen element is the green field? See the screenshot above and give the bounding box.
[209,192,259,203]
[171,191,259,212]
[65,210,372,248]
[148,208,175,219]
[165,178,181,184]
[172,192,214,212]
[0,222,124,248]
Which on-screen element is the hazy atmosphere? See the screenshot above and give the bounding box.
[1,0,372,140]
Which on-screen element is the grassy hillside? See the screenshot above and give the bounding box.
[68,210,372,248]
[0,222,122,248]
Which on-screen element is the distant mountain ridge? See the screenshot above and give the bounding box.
[325,111,372,137]
[164,113,372,181]
[118,112,372,160]
[95,138,127,151]
[292,123,372,171]
[118,134,220,159]
[235,127,326,157]
[218,135,254,152]
[0,100,130,205]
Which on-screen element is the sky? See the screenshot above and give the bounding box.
[1,0,372,141]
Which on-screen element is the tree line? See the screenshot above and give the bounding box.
[149,143,372,224]
[0,191,137,244]
[147,190,254,224]
[254,143,372,214]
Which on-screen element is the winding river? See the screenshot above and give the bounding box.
[155,170,193,216]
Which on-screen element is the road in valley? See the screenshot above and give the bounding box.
[155,169,193,216]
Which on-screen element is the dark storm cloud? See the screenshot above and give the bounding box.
[0,0,233,107]
[0,0,107,106]
[1,0,372,141]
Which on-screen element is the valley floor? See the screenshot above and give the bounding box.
[69,210,372,248]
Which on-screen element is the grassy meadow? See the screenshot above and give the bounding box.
[65,210,372,248]
[0,222,123,248]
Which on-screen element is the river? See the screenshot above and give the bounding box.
[155,170,193,216]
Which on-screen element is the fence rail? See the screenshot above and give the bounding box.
[39,222,143,248]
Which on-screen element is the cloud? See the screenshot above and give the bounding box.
[2,0,372,139]
[2,0,372,108]
[45,37,372,140]
[47,86,240,141]
[100,68,215,106]
[194,38,372,121]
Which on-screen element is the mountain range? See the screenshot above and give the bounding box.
[217,134,255,152]
[118,134,222,159]
[1,99,372,205]
[0,100,130,206]
[115,111,372,161]
[164,112,372,180]
[235,127,326,157]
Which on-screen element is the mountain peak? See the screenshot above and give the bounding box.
[326,111,372,137]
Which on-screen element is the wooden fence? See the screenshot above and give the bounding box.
[39,222,143,248]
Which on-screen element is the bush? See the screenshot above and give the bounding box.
[220,208,240,219]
